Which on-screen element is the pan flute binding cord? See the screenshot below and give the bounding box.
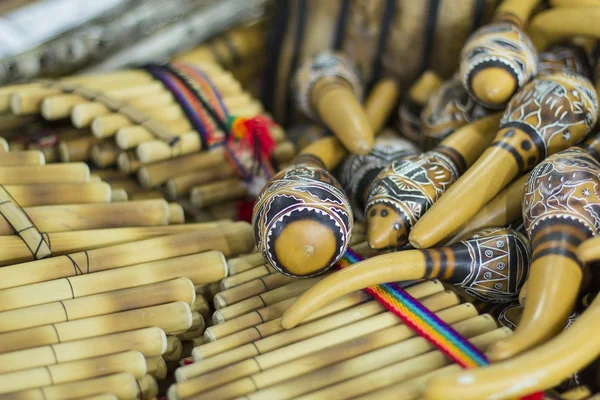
[337,248,543,400]
[0,185,51,259]
[144,63,278,193]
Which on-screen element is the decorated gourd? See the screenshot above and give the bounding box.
[282,227,530,328]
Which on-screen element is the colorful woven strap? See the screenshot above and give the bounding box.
[336,248,544,400]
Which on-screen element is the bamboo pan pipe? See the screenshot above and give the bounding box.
[282,228,529,329]
[0,278,195,333]
[0,327,166,375]
[0,199,179,235]
[0,302,192,354]
[253,78,400,277]
[458,0,540,108]
[484,149,600,361]
[409,70,599,249]
[146,356,168,380]
[0,251,228,312]
[294,52,373,154]
[168,293,461,398]
[0,182,111,207]
[0,163,90,184]
[0,351,147,395]
[398,70,443,143]
[365,113,502,249]
[0,222,250,290]
[0,150,45,166]
[239,316,499,400]
[196,281,440,361]
[0,222,226,266]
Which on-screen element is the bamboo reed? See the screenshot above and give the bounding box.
[0,302,192,353]
[0,327,166,375]
[169,294,461,397]
[190,179,248,209]
[220,264,275,290]
[117,150,142,174]
[177,312,206,341]
[0,278,195,333]
[0,150,45,166]
[91,141,120,167]
[214,273,298,309]
[110,189,127,201]
[1,182,111,207]
[146,356,168,380]
[166,164,236,198]
[0,222,249,290]
[0,372,140,400]
[137,374,159,400]
[163,337,183,363]
[0,251,227,312]
[58,135,98,162]
[0,163,89,184]
[227,253,265,275]
[168,202,185,224]
[192,295,210,320]
[0,137,8,151]
[0,351,146,394]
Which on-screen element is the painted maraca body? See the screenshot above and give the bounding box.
[487,148,600,361]
[337,134,419,219]
[538,43,592,78]
[410,71,599,249]
[281,227,531,328]
[421,77,491,149]
[460,21,538,109]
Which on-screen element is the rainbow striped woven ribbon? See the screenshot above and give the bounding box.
[336,248,544,400]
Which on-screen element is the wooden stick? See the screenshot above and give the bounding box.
[0,163,89,184]
[0,251,227,312]
[195,281,442,361]
[0,278,195,333]
[0,222,226,266]
[220,265,275,290]
[241,316,497,400]
[2,372,140,400]
[227,253,266,275]
[0,222,248,290]
[0,150,45,166]
[214,273,298,309]
[169,294,460,397]
[0,351,146,394]
[0,302,192,353]
[145,356,168,380]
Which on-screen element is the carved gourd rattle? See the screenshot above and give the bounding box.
[459,0,540,108]
[252,79,400,277]
[424,237,600,400]
[482,148,600,361]
[281,227,530,328]
[410,66,598,249]
[294,52,374,154]
[365,112,502,250]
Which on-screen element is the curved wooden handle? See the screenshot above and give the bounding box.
[529,7,600,50]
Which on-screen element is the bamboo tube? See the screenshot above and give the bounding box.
[220,265,275,290]
[78,395,117,400]
[169,202,185,224]
[486,149,599,361]
[91,142,119,167]
[195,281,441,361]
[1,372,140,400]
[129,190,165,200]
[195,282,222,301]
[163,336,183,363]
[529,7,600,50]
[0,251,227,312]
[117,150,142,174]
[58,136,98,162]
[146,357,168,380]
[213,277,326,323]
[282,228,529,328]
[177,312,206,341]
[0,222,249,290]
[459,0,540,108]
[137,374,158,400]
[192,295,210,320]
[398,71,443,143]
[0,222,225,266]
[242,316,497,400]
[0,328,165,375]
[110,189,128,202]
[169,295,461,397]
[214,272,297,309]
[314,328,510,400]
[0,302,192,354]
[107,179,144,195]
[0,137,8,151]
[0,351,146,394]
[0,278,195,333]
[0,163,89,184]
[409,72,598,249]
[190,179,248,209]
[166,164,236,198]
[294,52,373,154]
[227,253,266,275]
[0,150,44,166]
[1,182,111,207]
[90,169,127,182]
[0,199,171,235]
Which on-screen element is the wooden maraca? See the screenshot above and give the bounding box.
[365,113,501,250]
[294,52,374,155]
[425,259,600,399]
[483,148,600,361]
[459,0,540,109]
[252,79,399,278]
[410,69,599,249]
[337,132,419,220]
[420,76,492,150]
[281,227,530,328]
